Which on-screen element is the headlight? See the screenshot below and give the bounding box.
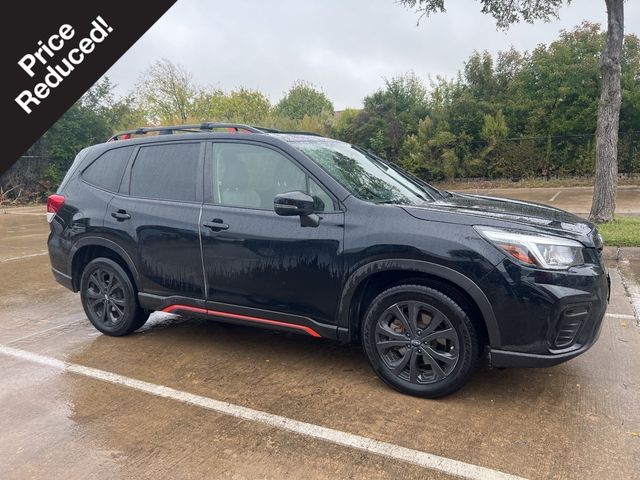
[475,226,585,270]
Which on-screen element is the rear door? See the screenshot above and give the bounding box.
[103,140,206,299]
[200,140,345,329]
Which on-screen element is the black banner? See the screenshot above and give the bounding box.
[0,1,177,175]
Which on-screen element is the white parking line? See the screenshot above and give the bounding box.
[605,313,635,320]
[549,191,561,202]
[2,210,45,215]
[0,344,526,480]
[0,251,48,263]
[6,320,84,345]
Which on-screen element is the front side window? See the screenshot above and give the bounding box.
[130,143,200,202]
[211,142,334,211]
[296,140,430,205]
[82,146,133,192]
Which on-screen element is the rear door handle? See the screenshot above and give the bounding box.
[111,210,131,221]
[203,219,229,231]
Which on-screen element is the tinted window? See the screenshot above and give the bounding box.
[130,143,200,202]
[212,143,334,211]
[82,146,133,192]
[309,178,334,212]
[298,140,430,206]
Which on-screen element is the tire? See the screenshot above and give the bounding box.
[80,258,149,336]
[361,284,481,398]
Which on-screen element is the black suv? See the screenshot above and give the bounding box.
[47,123,609,397]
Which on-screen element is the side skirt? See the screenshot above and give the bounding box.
[138,293,337,339]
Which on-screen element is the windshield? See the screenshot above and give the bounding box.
[296,140,432,205]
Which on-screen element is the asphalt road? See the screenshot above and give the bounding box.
[1,205,639,480]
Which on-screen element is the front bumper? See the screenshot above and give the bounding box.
[480,257,609,368]
[490,319,603,368]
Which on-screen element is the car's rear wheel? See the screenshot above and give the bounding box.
[80,258,149,336]
[362,284,481,398]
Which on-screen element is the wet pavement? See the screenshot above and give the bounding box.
[451,185,640,216]
[1,205,639,479]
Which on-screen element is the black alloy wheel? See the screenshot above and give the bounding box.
[85,267,127,326]
[374,300,459,384]
[80,258,149,336]
[362,284,481,398]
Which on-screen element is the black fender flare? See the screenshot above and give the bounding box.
[337,259,500,346]
[67,236,140,291]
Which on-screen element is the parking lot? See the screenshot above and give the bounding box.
[1,197,639,479]
[450,185,640,216]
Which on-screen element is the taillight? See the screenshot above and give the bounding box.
[46,194,65,223]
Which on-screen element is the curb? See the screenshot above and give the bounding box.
[602,246,640,261]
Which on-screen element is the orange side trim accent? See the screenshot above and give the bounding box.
[162,304,207,315]
[161,304,322,338]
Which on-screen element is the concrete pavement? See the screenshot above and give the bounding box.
[451,185,640,216]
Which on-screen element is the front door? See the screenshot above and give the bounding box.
[200,140,344,330]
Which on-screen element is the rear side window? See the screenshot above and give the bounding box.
[82,146,133,192]
[130,143,200,202]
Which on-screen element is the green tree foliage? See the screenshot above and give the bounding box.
[26,78,128,189]
[339,73,429,160]
[333,23,640,181]
[275,81,334,120]
[401,0,566,29]
[192,87,271,124]
[219,88,272,124]
[137,58,197,124]
[399,0,628,224]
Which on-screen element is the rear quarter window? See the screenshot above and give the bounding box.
[82,146,134,192]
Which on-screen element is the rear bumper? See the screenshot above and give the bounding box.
[52,267,73,291]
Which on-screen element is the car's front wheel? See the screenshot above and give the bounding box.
[362,284,481,398]
[80,258,149,336]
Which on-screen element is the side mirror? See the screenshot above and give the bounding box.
[274,191,320,227]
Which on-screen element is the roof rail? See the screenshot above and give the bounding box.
[277,130,325,137]
[254,126,324,137]
[107,122,265,142]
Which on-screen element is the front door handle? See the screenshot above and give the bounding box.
[203,219,229,231]
[111,210,131,221]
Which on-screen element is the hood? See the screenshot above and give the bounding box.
[402,192,599,246]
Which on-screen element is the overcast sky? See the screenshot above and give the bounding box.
[105,0,640,110]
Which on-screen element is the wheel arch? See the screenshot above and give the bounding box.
[338,259,500,347]
[68,237,140,293]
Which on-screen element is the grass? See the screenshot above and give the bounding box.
[598,216,640,247]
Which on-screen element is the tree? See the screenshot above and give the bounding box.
[192,88,226,122]
[25,79,116,190]
[84,77,146,132]
[275,81,334,120]
[332,108,361,143]
[341,73,429,160]
[400,0,625,223]
[590,0,624,222]
[137,58,197,124]
[221,88,271,124]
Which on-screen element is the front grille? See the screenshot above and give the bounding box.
[553,305,589,348]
